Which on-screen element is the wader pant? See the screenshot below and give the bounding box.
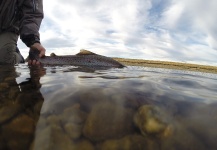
[0,32,24,65]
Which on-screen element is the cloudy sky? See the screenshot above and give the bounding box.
[18,0,217,66]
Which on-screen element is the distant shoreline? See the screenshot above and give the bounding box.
[113,58,217,74]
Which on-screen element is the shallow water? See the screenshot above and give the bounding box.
[0,64,217,150]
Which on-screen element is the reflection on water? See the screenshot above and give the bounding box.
[0,64,217,150]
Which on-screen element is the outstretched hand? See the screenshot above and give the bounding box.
[28,43,46,65]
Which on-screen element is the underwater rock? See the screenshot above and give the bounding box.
[71,139,95,150]
[33,124,73,150]
[46,115,61,125]
[36,116,47,129]
[134,105,173,137]
[106,89,141,109]
[160,127,206,150]
[64,123,83,140]
[175,103,217,149]
[61,104,87,124]
[2,114,35,150]
[78,88,106,112]
[38,104,87,141]
[98,134,155,150]
[83,102,135,142]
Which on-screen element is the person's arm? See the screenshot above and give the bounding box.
[19,0,45,64]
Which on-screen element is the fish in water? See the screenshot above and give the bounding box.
[29,49,125,68]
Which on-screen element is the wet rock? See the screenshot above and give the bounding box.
[64,123,83,140]
[33,124,73,150]
[134,105,173,138]
[83,102,135,142]
[98,134,154,150]
[2,114,35,150]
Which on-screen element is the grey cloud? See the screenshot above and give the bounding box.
[31,0,217,66]
[43,38,75,48]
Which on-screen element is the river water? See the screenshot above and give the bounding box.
[0,64,217,150]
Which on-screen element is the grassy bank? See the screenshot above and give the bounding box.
[113,58,217,74]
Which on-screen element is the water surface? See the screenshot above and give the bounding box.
[0,64,217,150]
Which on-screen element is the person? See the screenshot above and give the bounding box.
[0,0,46,65]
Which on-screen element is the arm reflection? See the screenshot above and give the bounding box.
[0,65,46,150]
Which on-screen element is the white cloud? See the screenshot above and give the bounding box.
[18,0,217,66]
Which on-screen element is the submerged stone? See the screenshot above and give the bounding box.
[160,127,206,150]
[64,123,83,140]
[83,102,135,142]
[61,104,87,124]
[36,116,47,129]
[46,115,61,125]
[71,139,95,150]
[98,134,151,150]
[78,88,106,112]
[33,125,73,150]
[134,105,173,137]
